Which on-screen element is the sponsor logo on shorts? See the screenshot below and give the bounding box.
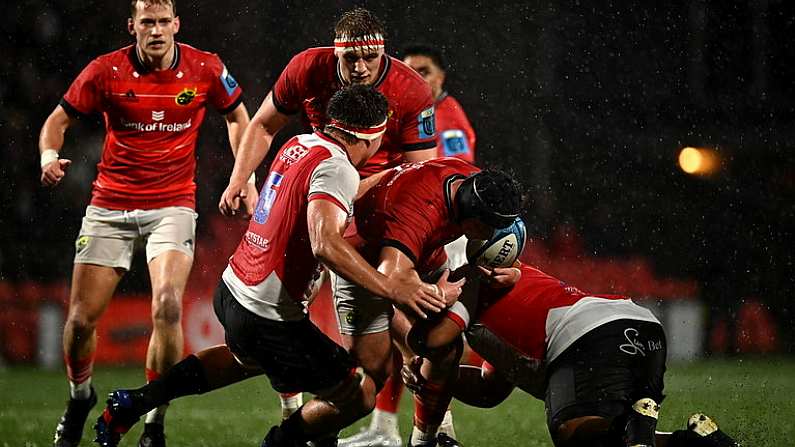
[75,235,90,252]
[344,309,358,326]
[183,238,194,249]
[175,87,198,106]
[619,327,663,356]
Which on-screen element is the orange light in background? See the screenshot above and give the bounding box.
[678,147,720,175]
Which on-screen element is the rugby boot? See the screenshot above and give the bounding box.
[625,398,660,446]
[138,422,166,447]
[339,427,402,447]
[54,386,98,447]
[687,413,740,446]
[435,433,462,447]
[94,390,142,447]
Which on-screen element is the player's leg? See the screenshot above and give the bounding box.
[138,206,197,444]
[95,282,265,447]
[407,337,463,447]
[545,319,650,447]
[339,311,410,447]
[55,263,123,446]
[333,269,398,447]
[55,206,134,447]
[450,360,514,408]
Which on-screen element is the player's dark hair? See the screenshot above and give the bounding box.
[130,0,176,18]
[402,44,446,71]
[456,170,522,228]
[334,8,386,41]
[325,85,389,143]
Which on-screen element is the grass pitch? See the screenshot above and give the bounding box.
[1,358,792,446]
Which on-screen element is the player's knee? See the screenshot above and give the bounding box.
[317,367,376,417]
[65,305,103,335]
[151,287,183,325]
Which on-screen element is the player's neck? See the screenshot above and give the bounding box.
[136,44,176,71]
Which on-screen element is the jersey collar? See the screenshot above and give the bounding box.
[316,131,354,164]
[444,173,466,221]
[131,42,181,74]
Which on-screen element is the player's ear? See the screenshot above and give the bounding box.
[128,18,135,35]
[173,16,180,34]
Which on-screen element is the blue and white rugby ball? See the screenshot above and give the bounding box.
[466,217,527,269]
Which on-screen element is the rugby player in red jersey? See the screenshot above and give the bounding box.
[403,263,742,447]
[218,7,442,424]
[94,85,462,447]
[38,1,250,445]
[403,45,476,164]
[334,159,522,447]
[339,46,481,447]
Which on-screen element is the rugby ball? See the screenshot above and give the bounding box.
[466,217,527,269]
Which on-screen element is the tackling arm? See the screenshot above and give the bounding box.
[39,105,75,187]
[307,199,451,318]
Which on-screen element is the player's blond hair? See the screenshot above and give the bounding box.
[334,8,386,42]
[130,0,176,18]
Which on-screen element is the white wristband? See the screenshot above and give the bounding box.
[40,149,59,168]
[247,172,256,184]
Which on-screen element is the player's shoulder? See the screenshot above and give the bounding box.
[289,47,336,68]
[177,42,220,59]
[176,42,225,69]
[90,45,133,67]
[437,93,464,111]
[382,56,432,98]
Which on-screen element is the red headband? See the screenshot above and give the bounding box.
[334,33,385,52]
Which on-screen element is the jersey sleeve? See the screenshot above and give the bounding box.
[271,51,311,115]
[207,54,243,115]
[308,156,358,215]
[60,59,105,117]
[399,79,437,152]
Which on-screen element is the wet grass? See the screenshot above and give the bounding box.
[0,357,791,446]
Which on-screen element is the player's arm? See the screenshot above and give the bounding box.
[403,148,437,162]
[39,105,75,187]
[222,102,256,216]
[219,92,289,217]
[307,199,454,318]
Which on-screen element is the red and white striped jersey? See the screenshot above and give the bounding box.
[223,132,359,321]
[447,263,660,363]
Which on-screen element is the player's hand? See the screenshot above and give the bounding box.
[388,270,448,319]
[40,159,72,187]
[400,356,426,393]
[435,269,465,306]
[478,265,521,288]
[241,182,259,218]
[219,178,253,219]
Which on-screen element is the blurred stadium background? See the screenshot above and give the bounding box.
[1,0,793,445]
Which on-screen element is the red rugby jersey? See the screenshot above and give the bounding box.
[354,158,479,273]
[447,263,658,363]
[435,93,476,163]
[224,132,359,321]
[271,47,436,177]
[61,43,243,210]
